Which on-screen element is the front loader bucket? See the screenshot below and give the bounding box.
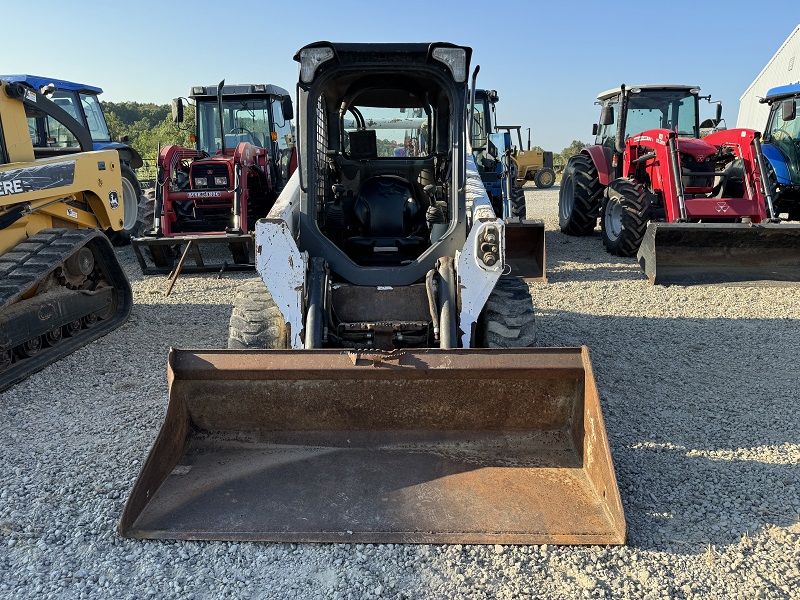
[119,347,624,545]
[505,218,546,281]
[637,222,800,285]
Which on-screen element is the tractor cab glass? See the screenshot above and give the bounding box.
[196,99,272,154]
[596,99,618,151]
[625,89,698,138]
[343,103,430,158]
[79,94,111,142]
[471,98,488,150]
[766,96,800,183]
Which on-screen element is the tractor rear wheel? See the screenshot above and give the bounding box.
[534,167,556,189]
[601,177,650,257]
[479,276,536,348]
[559,154,602,235]
[510,185,527,219]
[228,279,288,349]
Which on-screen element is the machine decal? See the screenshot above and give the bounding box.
[66,208,79,218]
[0,160,76,194]
[715,202,730,213]
[187,191,222,198]
[0,180,23,196]
[108,191,119,209]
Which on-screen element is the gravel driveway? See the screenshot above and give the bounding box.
[1,186,798,599]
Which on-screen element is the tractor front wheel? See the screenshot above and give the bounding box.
[600,178,650,257]
[534,167,556,189]
[228,279,288,349]
[559,154,602,235]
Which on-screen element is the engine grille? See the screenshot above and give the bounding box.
[680,152,715,190]
[190,163,231,190]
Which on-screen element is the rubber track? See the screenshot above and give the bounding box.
[0,228,132,392]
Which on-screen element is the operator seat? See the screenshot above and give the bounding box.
[344,175,428,264]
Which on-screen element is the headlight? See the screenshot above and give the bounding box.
[194,177,208,187]
[214,176,228,186]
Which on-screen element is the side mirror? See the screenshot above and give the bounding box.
[592,123,599,136]
[716,103,723,124]
[281,95,294,121]
[600,105,614,126]
[782,99,796,122]
[171,98,184,123]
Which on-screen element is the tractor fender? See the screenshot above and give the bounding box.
[762,143,792,186]
[582,145,613,186]
[98,142,143,169]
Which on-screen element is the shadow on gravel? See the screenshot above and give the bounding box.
[541,230,647,283]
[535,308,800,554]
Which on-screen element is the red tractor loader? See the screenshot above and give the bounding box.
[132,82,296,274]
[559,84,800,285]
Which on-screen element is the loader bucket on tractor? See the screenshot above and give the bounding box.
[119,347,625,545]
[504,218,547,282]
[638,222,800,285]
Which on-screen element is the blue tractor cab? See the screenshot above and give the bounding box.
[761,83,800,220]
[0,75,147,241]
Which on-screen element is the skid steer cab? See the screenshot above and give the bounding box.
[558,83,800,285]
[120,42,624,546]
[131,82,296,274]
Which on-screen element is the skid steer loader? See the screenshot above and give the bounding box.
[559,84,800,285]
[0,80,133,392]
[120,42,624,545]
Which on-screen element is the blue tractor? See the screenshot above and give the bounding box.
[0,74,147,242]
[761,84,800,220]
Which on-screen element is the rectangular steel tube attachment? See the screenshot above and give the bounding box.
[119,347,624,544]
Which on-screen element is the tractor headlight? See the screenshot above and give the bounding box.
[214,176,228,186]
[299,47,335,83]
[195,177,208,187]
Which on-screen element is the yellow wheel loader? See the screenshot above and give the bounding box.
[0,80,133,391]
[120,43,624,545]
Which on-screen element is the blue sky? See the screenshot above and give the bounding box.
[4,1,799,152]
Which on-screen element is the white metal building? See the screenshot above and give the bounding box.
[737,24,800,130]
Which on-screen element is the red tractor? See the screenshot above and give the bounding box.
[132,82,296,273]
[559,84,800,284]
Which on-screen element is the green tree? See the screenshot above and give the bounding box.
[559,140,588,167]
[102,101,195,159]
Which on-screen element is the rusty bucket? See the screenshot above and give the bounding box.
[119,347,624,544]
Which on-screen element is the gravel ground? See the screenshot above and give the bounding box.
[1,186,799,599]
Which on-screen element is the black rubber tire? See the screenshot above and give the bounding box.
[559,154,602,235]
[479,275,536,348]
[534,167,556,189]
[106,164,146,246]
[510,185,527,219]
[228,279,288,349]
[600,177,650,257]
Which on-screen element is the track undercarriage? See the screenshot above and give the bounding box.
[0,228,133,392]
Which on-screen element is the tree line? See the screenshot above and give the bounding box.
[101,101,195,159]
